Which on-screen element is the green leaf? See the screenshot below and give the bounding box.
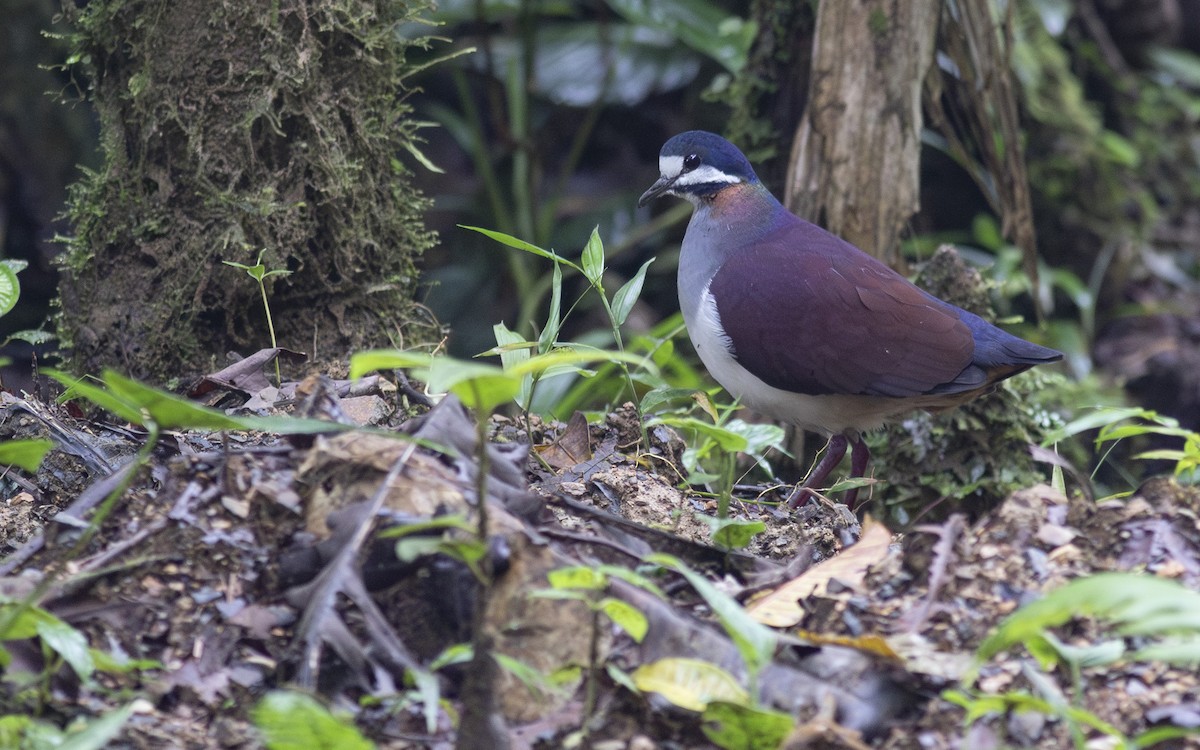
[651,416,748,452]
[595,565,668,600]
[428,358,520,412]
[639,386,700,415]
[702,701,794,750]
[349,349,434,379]
[696,515,765,550]
[36,617,94,681]
[598,597,648,643]
[49,371,145,425]
[1040,406,1161,446]
[611,258,655,327]
[975,573,1200,674]
[58,702,137,750]
[631,657,749,712]
[429,643,473,671]
[102,370,249,430]
[0,438,53,472]
[493,322,533,408]
[539,261,564,354]
[0,263,19,318]
[1,259,28,274]
[253,690,374,750]
[460,225,582,273]
[547,566,607,590]
[646,554,776,677]
[605,0,754,73]
[581,227,605,287]
[6,330,55,345]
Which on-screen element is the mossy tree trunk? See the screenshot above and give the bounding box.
[785,0,940,266]
[57,0,439,383]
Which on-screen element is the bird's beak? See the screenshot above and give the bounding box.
[638,174,677,207]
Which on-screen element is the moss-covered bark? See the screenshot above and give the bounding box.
[57,0,439,382]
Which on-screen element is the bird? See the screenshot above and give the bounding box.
[638,131,1063,509]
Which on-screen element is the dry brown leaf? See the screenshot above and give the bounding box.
[747,517,893,627]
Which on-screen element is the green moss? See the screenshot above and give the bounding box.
[867,9,888,36]
[56,0,441,381]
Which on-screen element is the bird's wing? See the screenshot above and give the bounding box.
[707,223,977,398]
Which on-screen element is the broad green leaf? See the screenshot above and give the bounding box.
[252,691,374,750]
[510,347,656,378]
[975,573,1200,675]
[493,322,533,408]
[349,349,434,379]
[651,416,747,452]
[581,227,605,287]
[596,565,668,600]
[598,597,648,643]
[102,370,248,430]
[425,357,520,412]
[647,554,776,676]
[611,258,655,327]
[460,225,582,273]
[605,0,754,73]
[0,259,28,274]
[495,653,552,697]
[0,264,19,318]
[1040,407,1163,446]
[539,262,564,353]
[697,516,765,550]
[702,701,794,750]
[547,566,607,590]
[430,642,473,671]
[0,439,53,472]
[58,702,137,750]
[48,371,145,425]
[0,600,56,639]
[639,386,700,415]
[631,657,749,712]
[36,617,94,680]
[6,330,55,346]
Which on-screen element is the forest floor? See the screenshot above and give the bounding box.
[1,363,1198,750]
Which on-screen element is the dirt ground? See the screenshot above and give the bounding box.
[1,368,1198,749]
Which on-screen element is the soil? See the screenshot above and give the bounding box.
[1,370,1198,749]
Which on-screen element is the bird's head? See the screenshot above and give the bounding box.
[638,131,759,207]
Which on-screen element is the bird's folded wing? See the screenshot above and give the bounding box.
[708,230,976,398]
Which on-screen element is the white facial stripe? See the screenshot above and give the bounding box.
[672,164,740,188]
[658,154,684,177]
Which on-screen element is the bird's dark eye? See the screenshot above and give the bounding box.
[683,153,701,172]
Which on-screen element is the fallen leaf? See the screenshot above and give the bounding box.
[746,517,893,628]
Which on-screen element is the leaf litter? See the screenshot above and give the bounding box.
[0,357,1199,748]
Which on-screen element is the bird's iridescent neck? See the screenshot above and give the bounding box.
[699,182,787,235]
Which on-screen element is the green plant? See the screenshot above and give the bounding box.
[0,258,56,349]
[650,406,785,521]
[423,0,754,337]
[948,572,1200,748]
[1041,406,1200,494]
[223,248,293,386]
[633,554,794,749]
[469,226,654,420]
[0,701,141,750]
[253,690,374,750]
[532,564,663,721]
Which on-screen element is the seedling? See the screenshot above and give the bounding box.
[223,249,292,386]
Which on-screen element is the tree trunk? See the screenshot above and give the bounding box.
[57,0,439,382]
[786,0,939,266]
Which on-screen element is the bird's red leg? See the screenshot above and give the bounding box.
[786,434,848,508]
[844,436,871,509]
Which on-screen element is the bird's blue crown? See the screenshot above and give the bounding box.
[658,131,759,195]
